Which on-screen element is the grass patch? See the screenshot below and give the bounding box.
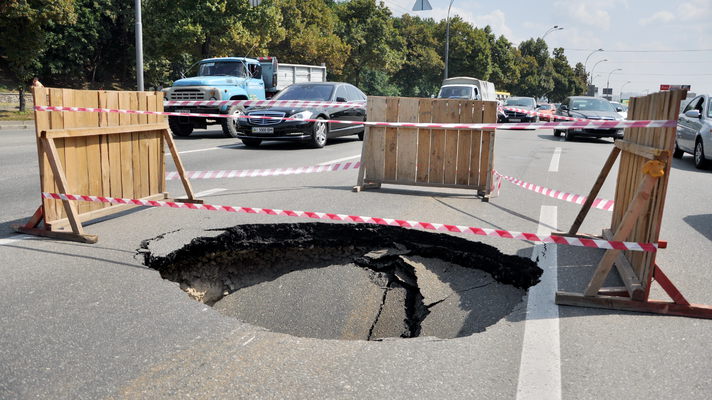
[0,110,34,121]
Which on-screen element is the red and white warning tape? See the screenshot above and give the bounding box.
[501,106,587,122]
[165,99,365,109]
[34,106,677,131]
[166,160,360,180]
[41,192,659,252]
[492,170,615,211]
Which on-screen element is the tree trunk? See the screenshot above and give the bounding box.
[18,86,26,112]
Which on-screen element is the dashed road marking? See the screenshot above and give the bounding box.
[516,205,561,400]
[548,147,562,172]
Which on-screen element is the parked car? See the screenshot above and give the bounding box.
[236,82,366,148]
[536,103,556,121]
[553,96,624,141]
[609,101,628,119]
[675,94,712,169]
[499,96,538,123]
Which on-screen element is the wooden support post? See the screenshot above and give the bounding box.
[567,147,621,235]
[584,172,658,296]
[162,130,201,204]
[34,137,98,243]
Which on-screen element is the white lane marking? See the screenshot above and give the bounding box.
[165,143,245,157]
[193,188,227,197]
[318,154,361,165]
[242,335,256,346]
[548,147,562,172]
[0,234,34,246]
[516,205,561,400]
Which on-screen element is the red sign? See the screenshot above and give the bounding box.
[660,84,691,91]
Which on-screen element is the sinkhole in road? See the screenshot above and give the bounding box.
[141,223,542,341]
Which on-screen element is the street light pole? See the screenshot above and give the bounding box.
[619,80,631,102]
[606,68,622,91]
[589,59,607,85]
[134,0,144,91]
[444,0,455,80]
[584,48,604,82]
[542,25,563,40]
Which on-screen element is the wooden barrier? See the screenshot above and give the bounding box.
[14,88,199,243]
[556,89,712,318]
[353,97,497,200]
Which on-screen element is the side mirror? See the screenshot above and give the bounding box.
[616,106,624,112]
[685,109,701,119]
[560,105,569,111]
[336,97,348,103]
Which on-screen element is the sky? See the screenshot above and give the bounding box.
[384,0,712,97]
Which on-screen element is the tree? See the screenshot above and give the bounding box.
[333,0,404,93]
[0,0,76,110]
[487,33,519,92]
[392,14,442,97]
[270,0,350,75]
[143,0,286,86]
[441,17,491,81]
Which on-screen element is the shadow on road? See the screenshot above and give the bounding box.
[683,214,712,241]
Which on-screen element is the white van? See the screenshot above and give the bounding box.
[437,77,497,102]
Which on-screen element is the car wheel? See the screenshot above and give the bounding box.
[241,138,262,147]
[673,141,684,159]
[357,129,364,141]
[309,117,327,148]
[220,104,245,138]
[168,116,193,137]
[553,129,561,137]
[694,139,710,169]
[564,130,575,141]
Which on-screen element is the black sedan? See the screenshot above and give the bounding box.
[499,96,538,123]
[236,82,367,148]
[554,96,624,141]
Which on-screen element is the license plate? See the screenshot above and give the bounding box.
[509,118,521,122]
[252,127,274,134]
[176,109,191,114]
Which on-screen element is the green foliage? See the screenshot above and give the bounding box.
[0,0,588,101]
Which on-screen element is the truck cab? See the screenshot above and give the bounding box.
[437,77,497,102]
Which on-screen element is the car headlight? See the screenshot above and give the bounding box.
[291,111,313,120]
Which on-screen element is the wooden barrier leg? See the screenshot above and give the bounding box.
[15,137,99,243]
[162,130,202,203]
[567,147,621,235]
[583,173,658,296]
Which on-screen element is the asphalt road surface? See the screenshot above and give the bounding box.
[1,125,711,399]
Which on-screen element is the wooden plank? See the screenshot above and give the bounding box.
[44,123,169,139]
[98,92,112,202]
[43,88,62,221]
[584,174,658,296]
[364,97,387,183]
[443,100,460,185]
[468,103,483,187]
[479,101,497,193]
[157,92,166,193]
[146,96,160,195]
[130,94,139,125]
[163,130,198,201]
[119,92,134,199]
[455,101,474,186]
[42,137,85,235]
[46,192,168,231]
[416,99,432,183]
[615,139,667,160]
[139,93,149,125]
[602,229,645,300]
[146,93,157,124]
[118,91,130,126]
[428,100,449,184]
[567,147,621,235]
[139,130,150,198]
[105,92,122,198]
[395,97,419,182]
[383,97,400,181]
[85,91,102,211]
[555,292,712,319]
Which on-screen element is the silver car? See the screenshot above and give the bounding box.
[675,94,712,169]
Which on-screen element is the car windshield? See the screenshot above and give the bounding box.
[198,61,246,77]
[538,104,552,110]
[273,84,334,101]
[505,98,536,107]
[439,86,472,99]
[570,98,614,112]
